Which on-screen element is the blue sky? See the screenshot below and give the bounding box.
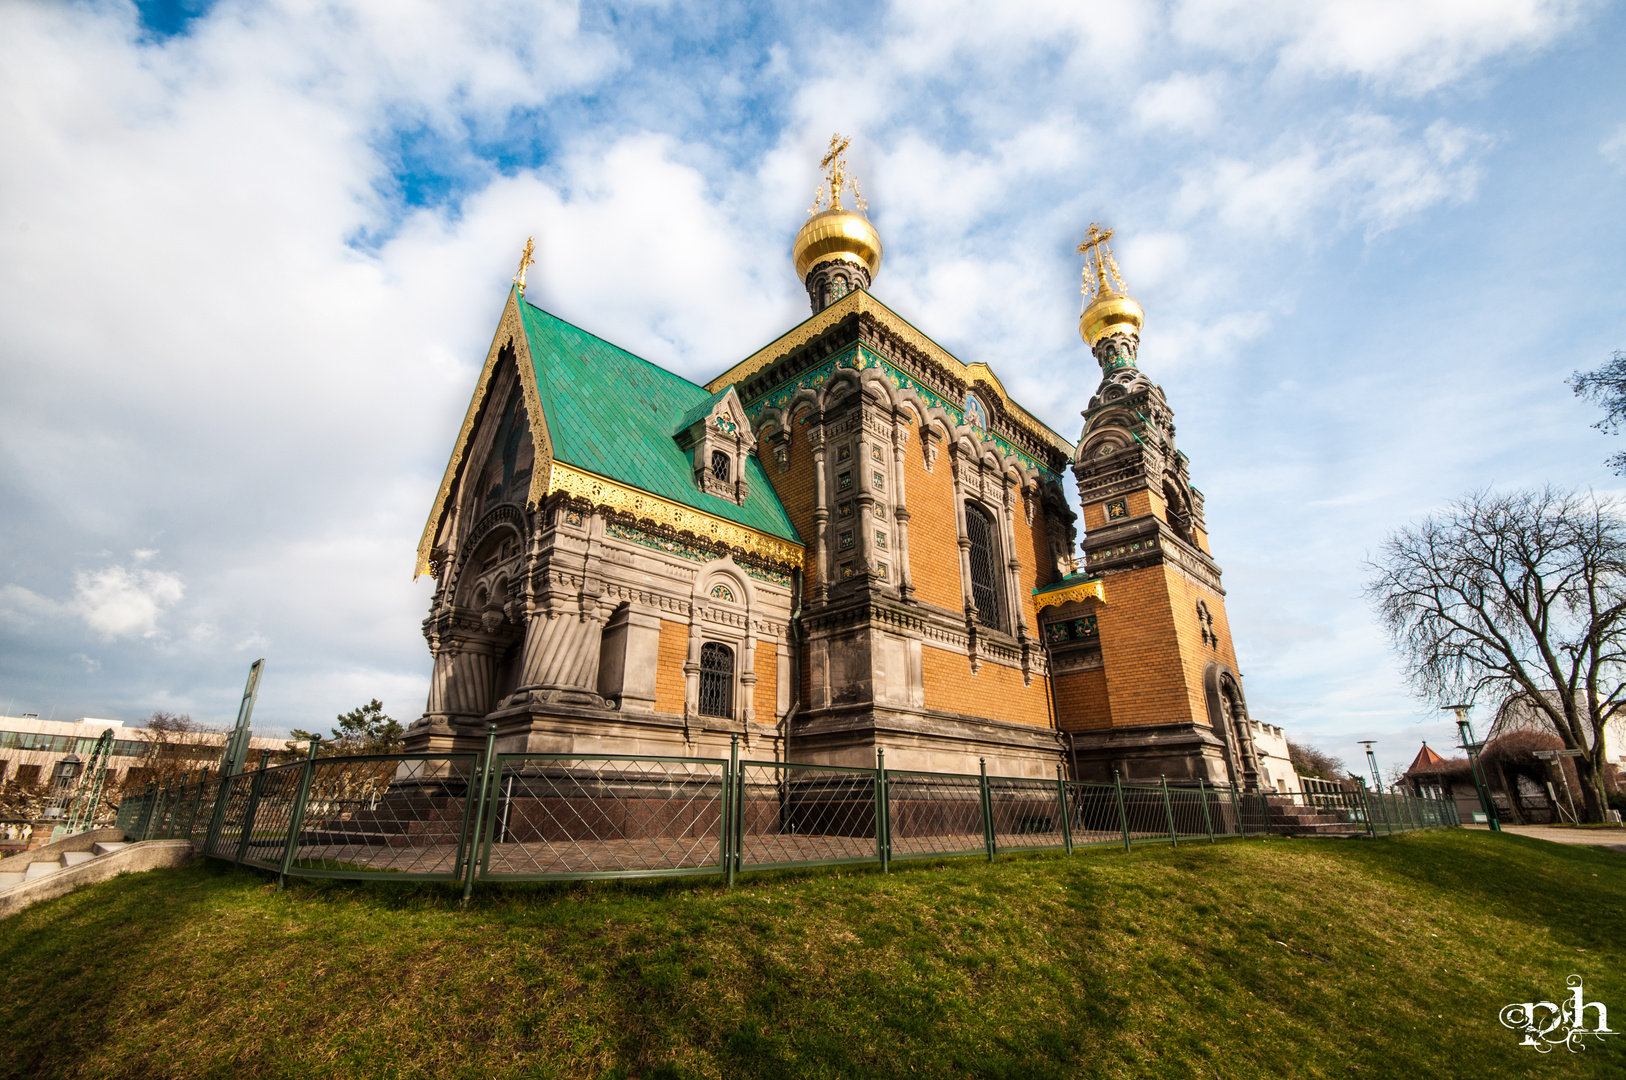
[2,0,1623,779]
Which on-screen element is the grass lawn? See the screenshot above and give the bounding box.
[1,830,1622,1079]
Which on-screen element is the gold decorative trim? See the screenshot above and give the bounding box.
[705,290,1075,459]
[415,289,555,578]
[1033,578,1106,611]
[547,461,804,569]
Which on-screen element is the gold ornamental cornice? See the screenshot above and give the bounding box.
[546,460,804,569]
[705,290,1075,459]
[415,288,555,579]
[1033,578,1106,611]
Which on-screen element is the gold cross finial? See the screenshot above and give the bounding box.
[810,134,858,214]
[513,236,536,295]
[1076,222,1127,301]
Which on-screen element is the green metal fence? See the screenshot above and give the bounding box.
[119,736,1458,893]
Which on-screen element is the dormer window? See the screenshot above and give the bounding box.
[711,450,731,482]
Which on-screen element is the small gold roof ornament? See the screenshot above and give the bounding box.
[793,134,882,284]
[1076,223,1144,348]
[513,235,536,296]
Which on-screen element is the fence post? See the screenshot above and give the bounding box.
[276,739,320,890]
[234,757,268,865]
[184,768,210,841]
[134,782,155,839]
[875,748,889,874]
[979,758,995,862]
[1199,778,1215,843]
[204,764,233,857]
[144,780,170,842]
[1161,775,1177,848]
[1228,783,1243,836]
[727,735,741,887]
[1056,764,1073,855]
[1114,769,1131,853]
[1359,785,1377,839]
[461,724,498,908]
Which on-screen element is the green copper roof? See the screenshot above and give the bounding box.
[518,298,800,543]
[1032,572,1101,597]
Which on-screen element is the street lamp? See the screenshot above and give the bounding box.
[1443,705,1500,832]
[1358,740,1383,792]
[43,754,83,821]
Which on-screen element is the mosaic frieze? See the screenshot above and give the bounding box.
[605,521,792,587]
[743,347,1058,480]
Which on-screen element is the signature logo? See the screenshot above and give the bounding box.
[1500,976,1616,1053]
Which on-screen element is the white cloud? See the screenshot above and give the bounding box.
[1173,0,1587,93]
[74,565,186,640]
[1133,73,1222,134]
[1602,122,1626,172]
[1174,114,1485,238]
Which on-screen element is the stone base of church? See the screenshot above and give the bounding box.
[788,705,1066,778]
[1062,722,1234,786]
[404,703,783,763]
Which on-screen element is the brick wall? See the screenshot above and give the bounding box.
[920,644,1052,728]
[900,423,964,612]
[654,619,689,715]
[758,415,820,603]
[1054,668,1111,730]
[753,642,778,720]
[1093,564,1198,728]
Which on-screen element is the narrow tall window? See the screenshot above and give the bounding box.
[711,450,731,482]
[964,503,1004,631]
[698,642,735,718]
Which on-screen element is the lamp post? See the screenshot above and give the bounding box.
[1444,705,1500,832]
[1358,740,1383,792]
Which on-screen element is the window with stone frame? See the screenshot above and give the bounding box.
[964,502,1005,632]
[698,642,735,719]
[711,450,731,483]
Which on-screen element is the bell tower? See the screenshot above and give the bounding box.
[1056,225,1263,789]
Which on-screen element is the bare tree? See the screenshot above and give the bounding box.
[1288,741,1346,780]
[1569,349,1626,474]
[1365,487,1626,821]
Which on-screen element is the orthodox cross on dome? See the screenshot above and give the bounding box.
[808,134,868,215]
[513,236,536,296]
[1077,223,1128,302]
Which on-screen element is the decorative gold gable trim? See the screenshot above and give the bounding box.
[415,289,555,579]
[705,290,1075,459]
[1033,579,1106,611]
[545,461,804,569]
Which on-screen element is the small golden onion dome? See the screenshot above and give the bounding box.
[1080,288,1144,348]
[793,208,882,282]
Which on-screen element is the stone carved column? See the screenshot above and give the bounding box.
[1001,473,1027,638]
[950,445,974,619]
[741,627,758,725]
[809,425,829,603]
[891,419,913,599]
[855,423,877,573]
[683,602,705,727]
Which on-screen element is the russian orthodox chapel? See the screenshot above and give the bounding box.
[410,139,1270,788]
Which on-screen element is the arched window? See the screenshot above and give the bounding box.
[964,502,1004,631]
[711,450,731,482]
[832,274,849,301]
[698,642,735,718]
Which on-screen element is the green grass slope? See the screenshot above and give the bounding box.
[1,832,1621,1079]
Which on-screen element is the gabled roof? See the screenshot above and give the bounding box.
[517,299,799,543]
[1405,742,1454,775]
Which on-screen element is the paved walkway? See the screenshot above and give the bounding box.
[1464,823,1626,854]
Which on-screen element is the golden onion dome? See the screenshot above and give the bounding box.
[793,208,882,281]
[1079,288,1144,347]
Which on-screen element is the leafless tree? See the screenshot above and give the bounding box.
[1365,487,1626,821]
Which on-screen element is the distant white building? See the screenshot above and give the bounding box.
[0,714,283,800]
[1248,720,1303,794]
